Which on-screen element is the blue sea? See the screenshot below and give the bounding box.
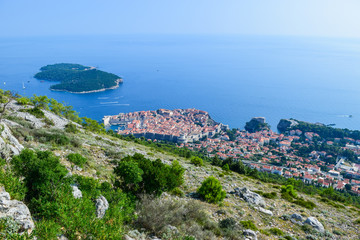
[1,34,360,130]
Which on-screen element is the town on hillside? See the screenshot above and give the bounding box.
[105,110,360,196]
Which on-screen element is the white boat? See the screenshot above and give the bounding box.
[22,82,25,89]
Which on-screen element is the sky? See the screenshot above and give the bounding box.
[1,0,360,38]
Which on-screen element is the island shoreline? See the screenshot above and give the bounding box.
[50,78,123,94]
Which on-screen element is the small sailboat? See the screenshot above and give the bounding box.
[22,82,25,89]
[3,82,5,85]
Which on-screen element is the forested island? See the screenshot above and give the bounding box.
[34,63,123,93]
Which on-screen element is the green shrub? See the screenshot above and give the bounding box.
[269,227,284,236]
[114,160,143,193]
[114,154,185,196]
[10,149,135,239]
[65,123,79,133]
[222,164,230,172]
[240,220,258,231]
[16,97,31,105]
[292,198,316,210]
[11,149,70,219]
[281,185,297,200]
[354,218,360,224]
[197,176,226,204]
[33,130,70,146]
[190,156,203,167]
[0,159,26,201]
[67,153,87,167]
[219,218,236,230]
[23,107,45,118]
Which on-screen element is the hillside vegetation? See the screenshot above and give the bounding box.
[0,90,359,239]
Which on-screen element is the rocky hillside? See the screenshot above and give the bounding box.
[0,96,359,239]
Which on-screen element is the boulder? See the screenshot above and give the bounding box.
[243,229,257,240]
[303,217,324,232]
[71,185,82,199]
[277,119,298,132]
[0,122,24,159]
[95,195,109,219]
[255,206,273,216]
[0,187,35,235]
[234,187,266,207]
[291,213,303,221]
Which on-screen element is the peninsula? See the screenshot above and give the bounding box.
[34,63,123,93]
[104,108,229,143]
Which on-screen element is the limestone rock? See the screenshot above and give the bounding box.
[234,187,266,207]
[255,206,273,216]
[71,185,82,199]
[243,229,257,240]
[303,217,324,233]
[0,122,24,159]
[95,195,109,219]
[291,213,303,221]
[0,187,35,235]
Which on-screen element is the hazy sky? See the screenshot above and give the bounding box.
[1,0,360,38]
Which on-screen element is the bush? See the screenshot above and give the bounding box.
[190,156,203,167]
[0,159,26,201]
[197,176,226,204]
[11,149,70,218]
[222,164,230,172]
[240,220,258,231]
[33,129,70,146]
[292,198,316,210]
[67,153,87,167]
[281,185,297,200]
[10,149,135,239]
[23,107,45,118]
[219,218,236,230]
[65,123,79,133]
[269,227,284,236]
[16,97,31,105]
[114,154,185,196]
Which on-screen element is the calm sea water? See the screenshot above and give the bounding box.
[1,34,360,130]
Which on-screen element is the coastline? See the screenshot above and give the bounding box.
[50,78,123,94]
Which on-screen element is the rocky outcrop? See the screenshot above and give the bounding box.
[71,185,82,199]
[0,187,35,235]
[95,195,109,219]
[277,119,298,132]
[233,187,266,207]
[43,110,71,129]
[303,217,324,232]
[244,117,270,133]
[0,122,24,160]
[243,229,257,240]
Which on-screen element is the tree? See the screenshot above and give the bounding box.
[345,184,352,192]
[197,176,226,204]
[31,94,50,110]
[211,155,222,166]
